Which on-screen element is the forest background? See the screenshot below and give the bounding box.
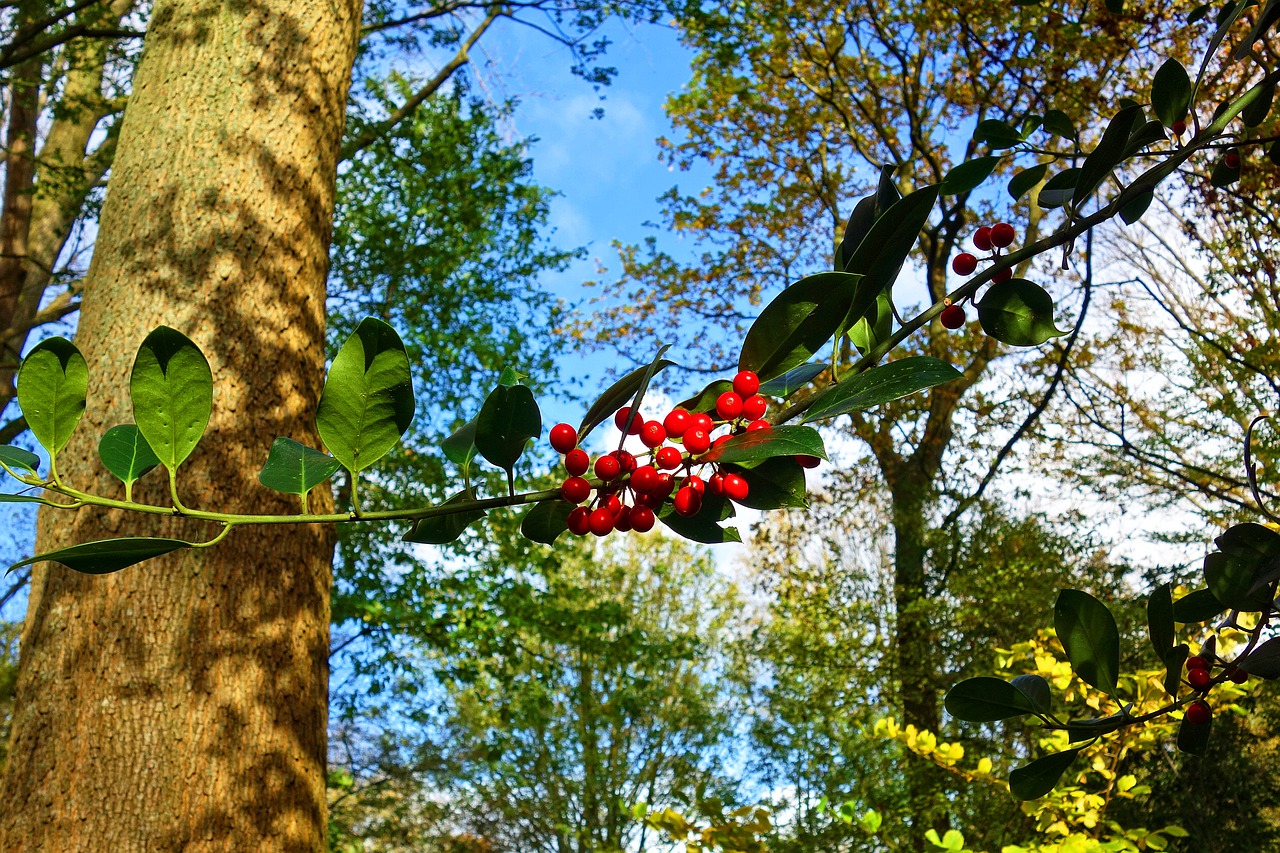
[0,0,1275,851]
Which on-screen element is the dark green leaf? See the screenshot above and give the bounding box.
[1067,714,1129,742]
[1007,164,1048,201]
[1171,587,1226,622]
[678,379,733,416]
[0,493,66,507]
[835,165,899,270]
[17,337,87,461]
[1073,105,1144,209]
[577,359,677,441]
[404,493,486,544]
[1206,523,1280,609]
[7,537,193,575]
[1119,189,1155,225]
[1054,589,1120,695]
[1009,750,1080,800]
[723,457,807,510]
[940,156,999,196]
[977,279,1068,347]
[1104,0,1123,13]
[839,185,940,331]
[739,271,864,382]
[1240,637,1280,679]
[757,363,826,398]
[257,437,341,499]
[1151,58,1192,127]
[1209,0,1249,65]
[973,119,1024,150]
[658,495,740,544]
[613,344,673,437]
[1011,674,1052,714]
[1042,110,1078,140]
[475,381,541,474]
[316,318,415,473]
[1148,582,1175,660]
[520,499,575,545]
[131,327,213,471]
[1187,2,1210,22]
[802,356,962,423]
[0,445,40,475]
[1164,644,1189,697]
[1210,155,1241,188]
[441,416,479,467]
[1121,121,1168,159]
[944,677,1037,722]
[1233,0,1280,60]
[98,424,160,486]
[699,425,826,465]
[1038,168,1080,208]
[1271,140,1280,167]
[1177,707,1212,756]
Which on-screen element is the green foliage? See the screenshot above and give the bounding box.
[129,326,212,473]
[98,425,161,498]
[800,357,962,423]
[257,437,341,509]
[737,271,864,380]
[6,537,194,575]
[16,337,86,473]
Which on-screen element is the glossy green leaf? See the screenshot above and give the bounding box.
[1171,587,1226,622]
[977,279,1067,347]
[1010,750,1080,800]
[739,271,864,382]
[441,416,479,467]
[1054,589,1120,695]
[1151,58,1192,127]
[17,337,87,463]
[723,457,807,510]
[699,425,826,465]
[0,445,40,475]
[520,499,576,545]
[1037,167,1080,208]
[98,425,160,487]
[802,357,962,423]
[1147,582,1175,660]
[1119,189,1155,225]
[7,537,193,575]
[1042,109,1078,140]
[677,379,732,416]
[475,381,541,474]
[1011,674,1052,714]
[131,327,213,471]
[614,344,672,437]
[849,291,894,355]
[940,156,999,195]
[577,359,676,441]
[1177,707,1212,756]
[257,437,341,499]
[1007,164,1048,201]
[1242,81,1276,127]
[1164,644,1189,697]
[944,677,1037,722]
[316,318,415,473]
[835,165,899,270]
[1240,637,1280,679]
[0,493,66,507]
[973,119,1023,150]
[658,494,740,544]
[1121,121,1168,159]
[1205,522,1280,609]
[404,493,486,544]
[757,362,826,398]
[1073,104,1143,209]
[839,185,939,330]
[1066,713,1130,743]
[1210,155,1241,188]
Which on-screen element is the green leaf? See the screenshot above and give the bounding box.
[1242,80,1276,127]
[1104,0,1123,13]
[1147,582,1175,660]
[944,676,1037,722]
[257,437,341,500]
[658,495,740,544]
[977,279,1068,347]
[1120,121,1168,159]
[1119,189,1155,225]
[441,416,479,467]
[1151,58,1192,127]
[678,379,733,416]
[1073,104,1144,209]
[1231,0,1278,60]
[1011,674,1052,714]
[7,537,194,575]
[1240,637,1280,679]
[98,425,160,487]
[1205,522,1280,610]
[739,271,864,381]
[801,357,962,423]
[722,457,807,510]
[940,156,999,195]
[316,318,415,473]
[848,291,894,355]
[0,445,40,475]
[1066,713,1130,742]
[1038,167,1080,208]
[836,165,899,270]
[1171,587,1226,622]
[839,185,940,330]
[757,362,826,398]
[475,380,541,475]
[1008,164,1048,201]
[1187,3,1211,24]
[577,359,676,441]
[131,327,213,471]
[0,493,66,507]
[699,425,826,465]
[1177,707,1212,756]
[1054,589,1120,695]
[1042,109,1078,140]
[403,492,486,544]
[973,119,1024,150]
[520,499,576,545]
[1164,644,1189,697]
[17,337,87,463]
[1210,155,1241,188]
[1209,0,1250,68]
[1009,750,1080,800]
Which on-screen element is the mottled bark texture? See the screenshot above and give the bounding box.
[0,0,362,848]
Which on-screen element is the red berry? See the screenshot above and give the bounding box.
[594,455,621,481]
[589,507,615,536]
[640,420,667,448]
[630,464,659,494]
[1224,148,1241,169]
[604,493,624,517]
[1171,119,1187,136]
[940,304,966,330]
[795,454,822,468]
[690,412,715,433]
[991,267,1012,283]
[653,472,676,497]
[684,428,711,455]
[564,448,590,476]
[741,395,767,420]
[951,253,978,276]
[1185,700,1211,726]
[684,475,706,495]
[663,408,692,437]
[716,392,744,420]
[990,222,1016,248]
[732,370,761,397]
[655,446,683,470]
[613,508,633,533]
[549,423,578,454]
[722,472,749,502]
[616,450,637,473]
[712,434,733,448]
[629,505,656,533]
[561,477,592,504]
[973,226,994,251]
[614,406,643,434]
[746,419,770,432]
[1186,656,1209,671]
[567,506,591,536]
[1229,668,1249,684]
[707,472,726,496]
[673,485,703,517]
[1187,667,1213,691]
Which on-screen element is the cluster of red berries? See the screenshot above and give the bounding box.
[1182,653,1248,726]
[549,370,805,538]
[941,222,1019,330]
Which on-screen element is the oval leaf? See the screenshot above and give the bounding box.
[698,425,826,466]
[1042,109,1078,140]
[17,337,88,460]
[131,327,213,470]
[98,424,161,486]
[839,184,940,329]
[475,381,541,474]
[1054,589,1120,695]
[404,493,486,545]
[1147,582,1175,660]
[1164,644,1189,698]
[1073,105,1143,209]
[1011,674,1052,714]
[257,437,341,499]
[577,359,676,441]
[973,119,1024,149]
[7,536,193,575]
[1038,167,1080,209]
[1171,587,1226,623]
[801,356,962,423]
[658,495,740,545]
[520,499,575,545]
[1151,58,1192,127]
[1009,749,1080,800]
[722,457,807,510]
[1008,163,1049,201]
[944,677,1037,722]
[0,445,40,475]
[441,416,479,467]
[1240,637,1280,679]
[1177,707,1213,756]
[739,271,864,382]
[940,156,999,195]
[977,278,1067,347]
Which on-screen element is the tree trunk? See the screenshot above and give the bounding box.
[0,0,362,849]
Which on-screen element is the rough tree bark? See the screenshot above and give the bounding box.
[0,0,362,849]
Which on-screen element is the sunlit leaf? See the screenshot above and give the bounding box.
[257,437,341,500]
[475,380,541,475]
[131,327,213,471]
[976,279,1067,347]
[739,271,864,381]
[98,424,160,487]
[802,357,961,423]
[577,358,676,441]
[1054,589,1120,695]
[7,537,194,575]
[757,362,826,398]
[699,425,826,465]
[17,337,87,463]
